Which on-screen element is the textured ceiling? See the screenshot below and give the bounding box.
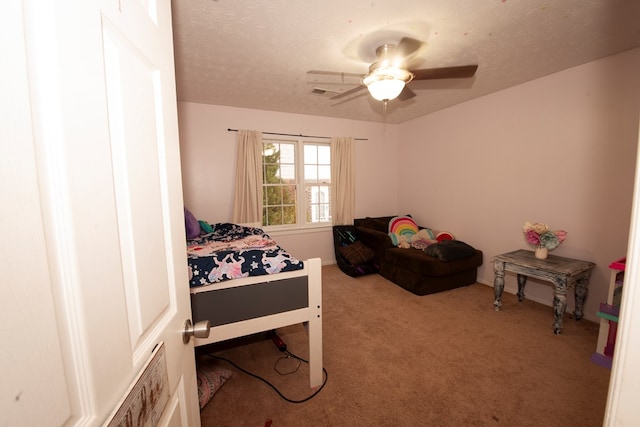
[171,0,640,124]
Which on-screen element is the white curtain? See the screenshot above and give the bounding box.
[232,130,263,226]
[330,136,355,225]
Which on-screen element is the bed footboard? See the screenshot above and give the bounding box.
[191,257,323,388]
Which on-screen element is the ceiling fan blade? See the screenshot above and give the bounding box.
[330,84,367,100]
[396,37,425,59]
[411,65,478,80]
[312,87,343,95]
[307,70,363,78]
[307,80,361,86]
[398,86,416,101]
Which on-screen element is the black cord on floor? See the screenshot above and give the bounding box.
[274,353,301,375]
[206,350,328,403]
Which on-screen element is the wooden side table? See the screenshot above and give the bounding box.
[493,249,595,334]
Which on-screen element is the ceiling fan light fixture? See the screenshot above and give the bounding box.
[365,78,405,101]
[362,68,413,101]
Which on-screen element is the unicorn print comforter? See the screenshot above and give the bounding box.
[186,223,303,287]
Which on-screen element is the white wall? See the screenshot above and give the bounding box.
[398,47,640,321]
[177,103,400,263]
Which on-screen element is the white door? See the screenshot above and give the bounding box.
[1,0,199,426]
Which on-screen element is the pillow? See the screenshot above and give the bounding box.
[388,216,419,246]
[199,220,214,234]
[436,231,455,241]
[410,229,437,250]
[197,363,232,409]
[388,215,419,235]
[339,241,376,265]
[424,240,477,261]
[184,207,201,239]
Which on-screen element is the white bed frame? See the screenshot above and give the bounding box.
[190,257,323,388]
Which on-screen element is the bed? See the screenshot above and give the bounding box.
[186,223,323,388]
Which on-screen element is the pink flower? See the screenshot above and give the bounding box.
[525,229,541,246]
[554,230,567,243]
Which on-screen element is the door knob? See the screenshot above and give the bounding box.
[182,319,211,344]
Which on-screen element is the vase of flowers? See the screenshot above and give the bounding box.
[523,221,567,260]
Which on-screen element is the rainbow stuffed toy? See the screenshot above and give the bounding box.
[389,216,421,248]
[388,215,452,249]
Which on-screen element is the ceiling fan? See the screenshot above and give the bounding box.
[308,37,478,103]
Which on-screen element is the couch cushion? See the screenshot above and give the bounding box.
[424,240,477,261]
[354,216,404,233]
[384,247,482,277]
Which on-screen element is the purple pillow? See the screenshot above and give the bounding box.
[184,207,201,239]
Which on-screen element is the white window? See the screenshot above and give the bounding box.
[262,138,331,229]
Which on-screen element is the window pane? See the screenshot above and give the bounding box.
[318,165,330,182]
[266,206,282,226]
[318,145,330,164]
[265,185,282,205]
[280,164,295,181]
[308,185,317,203]
[306,204,318,223]
[307,184,331,224]
[318,185,329,202]
[304,165,318,181]
[321,204,330,222]
[262,143,277,159]
[282,185,296,204]
[263,143,282,183]
[264,163,278,184]
[304,144,317,163]
[280,144,295,163]
[283,206,296,225]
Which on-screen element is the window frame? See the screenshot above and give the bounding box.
[261,136,332,232]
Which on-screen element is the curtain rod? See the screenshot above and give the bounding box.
[227,128,367,141]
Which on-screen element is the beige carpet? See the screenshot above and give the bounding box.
[199,264,611,426]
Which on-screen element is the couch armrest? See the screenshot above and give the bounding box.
[356,226,394,265]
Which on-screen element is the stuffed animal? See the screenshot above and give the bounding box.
[410,228,438,249]
[413,228,436,243]
[397,234,411,248]
[389,232,411,248]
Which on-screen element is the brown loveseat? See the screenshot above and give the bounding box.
[353,215,483,296]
